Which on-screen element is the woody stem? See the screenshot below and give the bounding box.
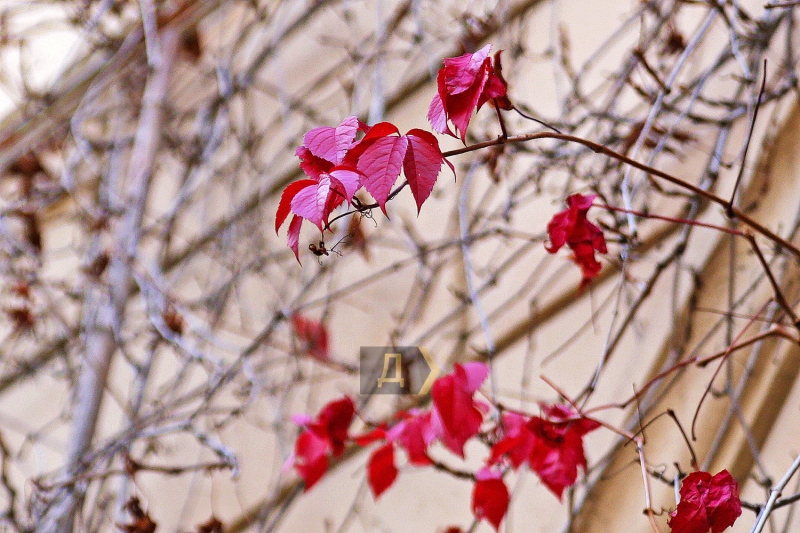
[443,132,800,261]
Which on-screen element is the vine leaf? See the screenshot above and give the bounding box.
[668,470,741,533]
[367,443,398,499]
[545,193,607,289]
[427,44,509,142]
[472,469,510,531]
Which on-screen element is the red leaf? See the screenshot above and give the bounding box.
[353,426,388,446]
[357,135,408,214]
[427,83,452,137]
[545,193,607,289]
[291,396,356,489]
[314,396,356,456]
[427,44,509,142]
[488,411,536,469]
[329,167,362,202]
[526,405,600,500]
[286,215,303,263]
[431,363,488,457]
[276,179,318,234]
[459,362,490,391]
[302,115,361,165]
[387,410,435,466]
[342,122,401,166]
[290,175,334,230]
[668,470,741,533]
[289,173,356,231]
[367,443,398,499]
[404,129,447,212]
[293,430,329,490]
[296,146,333,180]
[291,313,330,361]
[471,472,510,531]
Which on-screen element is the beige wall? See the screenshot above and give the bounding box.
[0,1,799,533]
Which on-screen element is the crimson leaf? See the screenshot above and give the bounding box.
[471,472,510,531]
[290,313,329,361]
[668,470,741,533]
[404,129,452,212]
[431,362,488,457]
[367,443,398,499]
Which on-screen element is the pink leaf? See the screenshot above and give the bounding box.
[329,167,363,202]
[471,475,509,531]
[428,44,509,142]
[404,129,446,212]
[444,45,492,94]
[357,135,408,214]
[367,443,398,499]
[276,180,317,233]
[459,362,489,392]
[293,430,329,491]
[431,363,488,457]
[290,175,333,230]
[291,313,330,361]
[303,116,361,165]
[387,411,434,466]
[427,72,454,137]
[488,411,536,469]
[296,146,334,180]
[291,413,313,427]
[287,215,302,263]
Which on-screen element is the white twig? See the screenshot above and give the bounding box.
[750,454,800,533]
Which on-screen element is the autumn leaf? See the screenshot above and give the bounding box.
[387,410,436,466]
[289,171,360,230]
[314,396,356,456]
[431,362,488,457]
[291,396,357,490]
[276,180,317,234]
[545,193,607,289]
[352,425,388,446]
[357,134,408,214]
[292,430,330,490]
[526,404,600,500]
[347,122,450,215]
[302,115,364,166]
[486,404,599,500]
[118,497,157,533]
[280,117,450,258]
[488,411,536,469]
[668,470,741,533]
[367,443,398,498]
[285,215,303,262]
[427,44,509,142]
[404,129,454,212]
[277,116,369,261]
[276,168,363,262]
[291,313,330,361]
[471,469,510,531]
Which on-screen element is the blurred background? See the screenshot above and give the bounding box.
[0,1,800,532]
